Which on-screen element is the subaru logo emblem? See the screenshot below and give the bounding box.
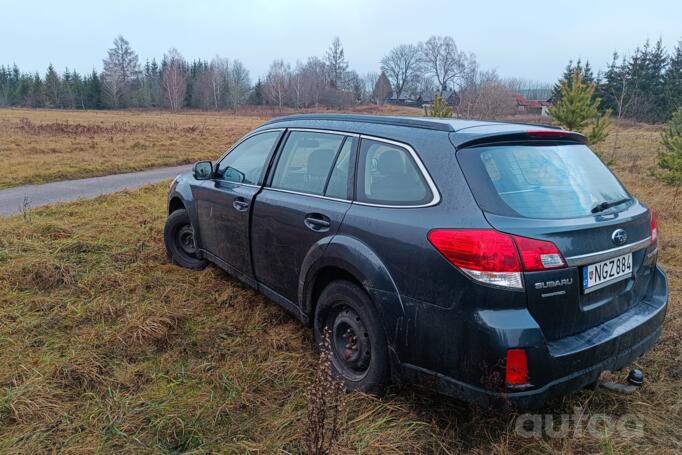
[612,229,627,245]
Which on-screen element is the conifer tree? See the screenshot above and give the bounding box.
[658,106,682,206]
[373,72,392,105]
[424,94,453,118]
[663,40,682,121]
[250,78,264,105]
[45,64,61,107]
[0,65,10,105]
[551,59,595,102]
[30,73,44,107]
[549,69,611,144]
[84,70,103,109]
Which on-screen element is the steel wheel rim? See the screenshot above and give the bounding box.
[327,304,371,381]
[176,225,197,256]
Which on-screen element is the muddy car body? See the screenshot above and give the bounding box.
[165,114,668,409]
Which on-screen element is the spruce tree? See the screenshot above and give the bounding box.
[549,69,611,144]
[250,79,264,105]
[0,65,10,105]
[62,68,76,109]
[647,38,668,122]
[373,72,392,105]
[30,73,45,108]
[582,60,595,84]
[551,59,595,103]
[84,70,102,109]
[626,39,668,122]
[657,106,682,205]
[663,40,682,121]
[552,60,574,101]
[600,52,631,118]
[45,64,61,108]
[9,65,21,105]
[70,70,85,109]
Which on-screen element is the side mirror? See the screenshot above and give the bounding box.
[193,161,213,180]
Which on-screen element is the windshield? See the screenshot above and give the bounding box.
[457,144,631,219]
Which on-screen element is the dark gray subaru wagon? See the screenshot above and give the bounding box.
[164,114,668,409]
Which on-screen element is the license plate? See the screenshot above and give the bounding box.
[582,253,632,293]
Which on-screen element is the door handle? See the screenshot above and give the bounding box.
[232,198,249,211]
[304,214,331,231]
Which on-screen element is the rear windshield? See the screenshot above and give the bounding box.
[457,144,631,219]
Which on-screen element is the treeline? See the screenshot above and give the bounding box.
[1,35,681,123]
[0,36,252,112]
[0,34,515,115]
[555,38,682,123]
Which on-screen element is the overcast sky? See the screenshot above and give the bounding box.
[2,0,681,83]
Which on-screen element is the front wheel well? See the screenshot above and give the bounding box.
[307,266,365,324]
[168,197,185,215]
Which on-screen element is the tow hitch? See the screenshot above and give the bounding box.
[600,368,644,395]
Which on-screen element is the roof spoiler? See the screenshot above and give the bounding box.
[454,130,587,149]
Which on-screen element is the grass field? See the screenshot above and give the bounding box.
[0,109,265,189]
[0,105,422,190]
[0,113,680,453]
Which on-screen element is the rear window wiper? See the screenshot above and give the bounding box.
[591,197,631,214]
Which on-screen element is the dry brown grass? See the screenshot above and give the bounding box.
[0,116,679,453]
[0,105,421,190]
[0,108,265,188]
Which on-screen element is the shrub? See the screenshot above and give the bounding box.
[424,94,453,118]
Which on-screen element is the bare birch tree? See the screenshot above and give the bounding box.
[290,62,306,108]
[302,57,327,107]
[227,59,250,113]
[161,48,186,111]
[265,59,290,110]
[209,56,229,110]
[101,35,140,108]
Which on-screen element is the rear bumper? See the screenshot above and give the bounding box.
[400,265,668,410]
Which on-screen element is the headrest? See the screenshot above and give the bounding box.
[376,150,404,175]
[307,149,335,177]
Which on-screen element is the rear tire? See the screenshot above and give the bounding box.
[314,280,389,395]
[164,209,208,270]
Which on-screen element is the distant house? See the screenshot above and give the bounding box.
[385,92,421,107]
[420,93,434,106]
[514,94,552,116]
[440,90,460,108]
[388,90,460,108]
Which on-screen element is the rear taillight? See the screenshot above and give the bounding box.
[650,210,658,246]
[427,229,523,289]
[505,348,529,386]
[427,229,566,289]
[513,235,565,271]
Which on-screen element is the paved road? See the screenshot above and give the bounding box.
[0,165,191,217]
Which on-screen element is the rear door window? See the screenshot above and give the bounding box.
[325,138,354,199]
[457,144,631,219]
[270,131,346,196]
[356,139,432,206]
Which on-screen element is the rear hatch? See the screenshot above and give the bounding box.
[456,138,657,340]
